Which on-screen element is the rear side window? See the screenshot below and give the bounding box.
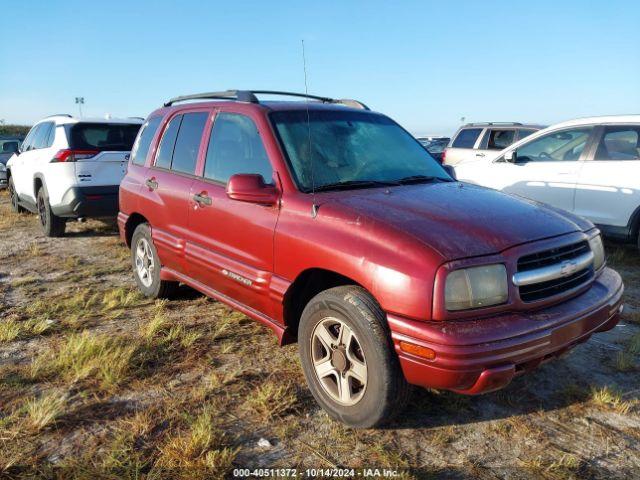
[69,123,141,151]
[130,116,162,166]
[517,129,537,141]
[484,129,515,150]
[204,113,273,184]
[595,126,640,160]
[171,112,208,174]
[46,124,56,147]
[32,122,53,149]
[452,128,482,148]
[155,115,182,169]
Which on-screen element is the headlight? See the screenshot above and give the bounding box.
[0,164,5,172]
[588,234,605,271]
[445,264,508,311]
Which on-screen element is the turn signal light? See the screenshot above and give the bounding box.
[399,341,436,360]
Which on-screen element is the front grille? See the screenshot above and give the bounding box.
[517,241,590,272]
[518,268,594,302]
[517,240,593,303]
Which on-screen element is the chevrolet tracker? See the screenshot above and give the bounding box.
[118,90,624,428]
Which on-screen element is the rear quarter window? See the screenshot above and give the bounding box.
[452,128,482,148]
[130,116,162,166]
[69,123,141,151]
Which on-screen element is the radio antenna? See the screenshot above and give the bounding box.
[302,40,318,218]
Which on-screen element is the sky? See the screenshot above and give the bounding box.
[1,0,639,135]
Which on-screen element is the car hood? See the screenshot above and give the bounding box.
[327,182,590,260]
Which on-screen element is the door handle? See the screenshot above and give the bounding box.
[193,192,212,206]
[145,178,158,190]
[475,153,486,157]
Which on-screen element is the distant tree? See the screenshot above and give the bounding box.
[0,125,31,137]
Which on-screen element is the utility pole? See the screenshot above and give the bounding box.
[75,97,85,118]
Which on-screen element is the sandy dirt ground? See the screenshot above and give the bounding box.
[0,190,638,479]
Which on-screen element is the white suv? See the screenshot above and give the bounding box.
[444,122,543,166]
[7,115,142,236]
[454,115,640,247]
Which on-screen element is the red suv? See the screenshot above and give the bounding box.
[118,90,624,428]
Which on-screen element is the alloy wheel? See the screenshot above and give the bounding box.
[135,237,155,288]
[310,317,368,406]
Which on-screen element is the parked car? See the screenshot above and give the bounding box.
[118,90,623,428]
[454,115,640,248]
[7,115,142,236]
[421,138,449,163]
[416,135,450,145]
[444,122,543,166]
[0,137,23,189]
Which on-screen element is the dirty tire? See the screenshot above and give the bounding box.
[37,187,66,237]
[298,285,410,428]
[131,222,178,299]
[8,176,26,213]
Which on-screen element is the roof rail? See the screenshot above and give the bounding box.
[45,113,73,118]
[128,116,145,120]
[163,90,369,110]
[466,122,523,126]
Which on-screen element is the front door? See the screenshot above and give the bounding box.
[488,127,594,212]
[186,110,279,316]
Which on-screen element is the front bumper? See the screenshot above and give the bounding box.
[51,186,119,218]
[389,267,623,394]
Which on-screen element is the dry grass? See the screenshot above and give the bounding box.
[0,317,53,342]
[23,392,67,431]
[155,406,238,476]
[590,386,634,414]
[31,331,141,391]
[244,382,298,419]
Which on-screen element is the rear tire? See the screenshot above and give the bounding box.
[131,223,178,299]
[37,187,66,237]
[298,285,410,428]
[8,177,26,213]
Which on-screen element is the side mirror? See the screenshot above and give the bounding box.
[442,164,456,179]
[226,174,279,205]
[504,150,516,163]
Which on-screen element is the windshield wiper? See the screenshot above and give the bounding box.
[312,179,400,192]
[395,175,452,185]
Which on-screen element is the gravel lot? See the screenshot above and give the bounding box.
[0,190,638,479]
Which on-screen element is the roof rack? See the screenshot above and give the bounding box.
[128,116,145,120]
[45,113,73,118]
[163,90,370,110]
[465,122,523,126]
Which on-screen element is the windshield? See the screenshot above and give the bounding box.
[270,110,450,192]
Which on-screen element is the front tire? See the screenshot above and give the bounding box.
[298,286,410,428]
[8,177,26,213]
[37,187,66,237]
[131,223,178,299]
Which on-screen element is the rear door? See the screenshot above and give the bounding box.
[473,128,517,161]
[486,127,594,212]
[139,111,209,274]
[186,110,279,315]
[574,125,640,229]
[444,127,484,165]
[68,122,141,186]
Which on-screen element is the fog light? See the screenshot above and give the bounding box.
[399,341,436,360]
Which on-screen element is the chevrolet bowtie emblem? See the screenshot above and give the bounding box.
[559,259,578,277]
